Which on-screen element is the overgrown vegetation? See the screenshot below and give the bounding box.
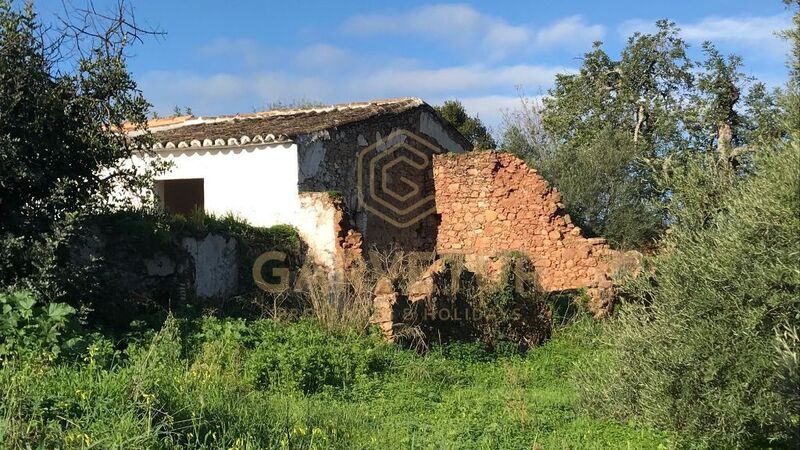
[394,254,554,351]
[0,311,676,449]
[0,0,165,299]
[1,0,799,448]
[573,3,800,447]
[580,132,800,448]
[60,209,304,328]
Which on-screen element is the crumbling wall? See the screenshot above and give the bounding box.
[67,213,306,326]
[297,192,341,271]
[295,105,469,253]
[432,151,617,307]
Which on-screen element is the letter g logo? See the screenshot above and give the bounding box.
[252,251,290,293]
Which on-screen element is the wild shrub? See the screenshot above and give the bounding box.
[242,319,392,395]
[470,255,552,351]
[393,253,553,352]
[774,325,800,444]
[0,289,76,359]
[580,138,800,447]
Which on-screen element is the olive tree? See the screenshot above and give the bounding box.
[0,1,163,296]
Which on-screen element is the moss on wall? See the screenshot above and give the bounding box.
[63,209,305,328]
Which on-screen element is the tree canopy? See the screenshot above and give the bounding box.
[435,100,497,150]
[502,21,783,249]
[0,1,162,294]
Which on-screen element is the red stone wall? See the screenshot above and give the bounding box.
[432,151,616,295]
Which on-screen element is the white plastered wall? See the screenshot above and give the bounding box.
[131,143,339,270]
[153,143,300,226]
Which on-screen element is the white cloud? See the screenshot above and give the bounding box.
[619,14,791,56]
[138,62,572,129]
[138,70,333,115]
[293,44,352,69]
[535,16,605,49]
[197,39,354,70]
[198,38,278,68]
[351,64,571,96]
[342,4,603,58]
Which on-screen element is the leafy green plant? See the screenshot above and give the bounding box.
[471,255,552,351]
[0,1,166,296]
[241,319,392,395]
[0,290,75,358]
[0,315,676,449]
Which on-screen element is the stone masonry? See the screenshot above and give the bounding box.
[432,151,618,310]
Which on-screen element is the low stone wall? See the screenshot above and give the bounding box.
[432,151,618,309]
[67,212,305,325]
[181,234,238,299]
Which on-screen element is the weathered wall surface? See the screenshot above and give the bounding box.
[297,192,340,271]
[181,234,238,299]
[432,151,617,298]
[295,105,470,253]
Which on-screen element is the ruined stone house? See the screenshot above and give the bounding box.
[132,98,471,270]
[131,97,620,304]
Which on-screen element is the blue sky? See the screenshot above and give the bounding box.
[39,1,795,132]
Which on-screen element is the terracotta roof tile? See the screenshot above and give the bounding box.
[145,98,425,150]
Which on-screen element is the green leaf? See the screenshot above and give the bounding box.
[46,302,76,319]
[16,296,35,311]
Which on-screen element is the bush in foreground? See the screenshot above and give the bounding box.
[580,138,800,447]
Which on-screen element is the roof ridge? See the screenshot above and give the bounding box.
[140,97,427,150]
[146,97,423,133]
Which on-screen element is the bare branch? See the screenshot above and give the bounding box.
[55,0,164,61]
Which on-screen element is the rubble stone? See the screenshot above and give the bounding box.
[433,151,621,316]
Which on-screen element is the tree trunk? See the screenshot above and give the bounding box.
[634,104,646,143]
[717,121,733,163]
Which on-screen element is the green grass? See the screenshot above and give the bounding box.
[0,317,678,449]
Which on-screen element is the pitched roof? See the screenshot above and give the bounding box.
[145,98,426,150]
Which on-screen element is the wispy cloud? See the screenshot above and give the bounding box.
[351,64,571,95]
[138,62,571,121]
[342,4,603,59]
[198,38,279,69]
[535,16,605,49]
[293,44,353,69]
[140,6,790,134]
[619,14,791,56]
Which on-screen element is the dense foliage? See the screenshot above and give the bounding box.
[581,136,800,447]
[0,1,162,297]
[435,99,497,150]
[502,21,783,249]
[0,314,674,449]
